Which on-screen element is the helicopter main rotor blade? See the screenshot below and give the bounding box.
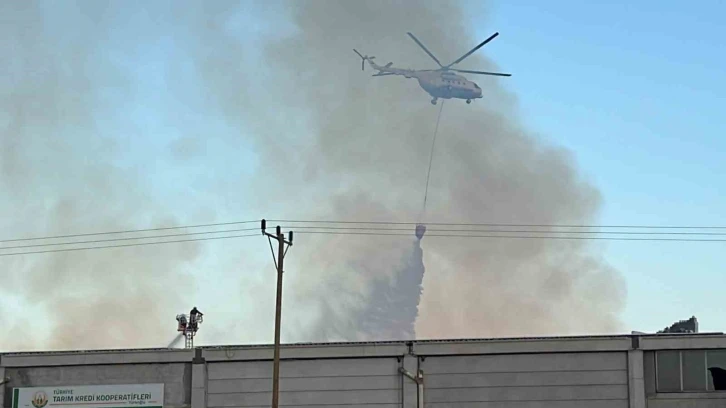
[451,68,511,77]
[447,32,499,67]
[353,49,365,70]
[406,32,443,68]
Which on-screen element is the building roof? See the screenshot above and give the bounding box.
[1,333,724,367]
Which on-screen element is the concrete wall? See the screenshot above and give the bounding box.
[2,334,725,408]
[0,366,6,408]
[2,364,190,408]
[0,349,194,408]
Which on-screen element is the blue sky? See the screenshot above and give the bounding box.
[477,1,726,332]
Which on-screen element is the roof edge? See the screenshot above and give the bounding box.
[1,332,723,360]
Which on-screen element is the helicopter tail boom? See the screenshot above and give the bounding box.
[354,49,412,78]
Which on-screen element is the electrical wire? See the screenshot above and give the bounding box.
[281,225,726,236]
[0,220,258,244]
[5,218,726,247]
[0,227,259,251]
[2,217,726,258]
[294,230,726,242]
[270,219,726,229]
[0,233,260,257]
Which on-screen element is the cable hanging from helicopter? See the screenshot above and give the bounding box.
[353,31,511,105]
[418,98,445,239]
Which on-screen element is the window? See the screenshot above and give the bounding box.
[657,351,681,392]
[683,350,707,391]
[657,349,726,392]
[708,350,726,391]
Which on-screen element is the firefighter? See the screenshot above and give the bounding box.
[190,307,203,331]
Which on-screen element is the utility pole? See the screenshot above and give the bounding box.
[261,219,293,408]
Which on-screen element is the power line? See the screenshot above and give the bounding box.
[3,217,726,258]
[5,218,726,247]
[0,220,258,244]
[271,219,726,229]
[281,225,726,236]
[0,233,260,258]
[0,227,259,251]
[294,231,726,242]
[4,225,723,255]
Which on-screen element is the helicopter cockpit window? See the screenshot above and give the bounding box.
[474,83,480,89]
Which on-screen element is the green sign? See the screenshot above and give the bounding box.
[12,384,164,408]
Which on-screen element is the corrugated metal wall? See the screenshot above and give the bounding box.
[207,358,401,408]
[421,352,629,408]
[205,352,629,408]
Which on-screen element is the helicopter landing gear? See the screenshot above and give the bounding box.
[431,97,438,105]
[466,99,472,104]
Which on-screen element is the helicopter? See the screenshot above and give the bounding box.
[354,32,511,105]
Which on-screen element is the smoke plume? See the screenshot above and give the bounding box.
[184,0,627,340]
[1,0,627,351]
[353,238,425,341]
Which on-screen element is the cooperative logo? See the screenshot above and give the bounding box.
[31,392,48,408]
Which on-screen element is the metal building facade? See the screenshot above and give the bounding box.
[2,334,725,408]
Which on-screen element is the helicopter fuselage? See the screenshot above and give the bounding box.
[415,72,482,104]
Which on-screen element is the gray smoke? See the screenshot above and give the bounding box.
[0,1,201,351]
[1,0,627,351]
[356,238,425,340]
[183,0,626,340]
[301,234,426,342]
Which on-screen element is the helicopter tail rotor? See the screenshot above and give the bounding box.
[353,49,375,71]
